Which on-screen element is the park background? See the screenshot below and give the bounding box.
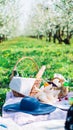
[0,0,73,115]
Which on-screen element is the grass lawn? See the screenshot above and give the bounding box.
[0,36,73,115]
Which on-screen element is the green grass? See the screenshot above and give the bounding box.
[0,36,73,115]
[0,88,9,116]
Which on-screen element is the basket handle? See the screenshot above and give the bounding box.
[10,56,39,79]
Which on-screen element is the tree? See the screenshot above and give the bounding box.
[55,0,73,44]
[0,0,22,38]
[27,0,56,39]
[0,0,73,40]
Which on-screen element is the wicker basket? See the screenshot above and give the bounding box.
[10,56,46,97]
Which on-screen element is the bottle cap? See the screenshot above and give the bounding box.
[63,81,69,87]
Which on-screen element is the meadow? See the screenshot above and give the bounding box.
[0,36,73,115]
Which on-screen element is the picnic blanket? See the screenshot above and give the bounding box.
[2,91,73,128]
[0,116,65,130]
[22,120,65,130]
[0,116,21,130]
